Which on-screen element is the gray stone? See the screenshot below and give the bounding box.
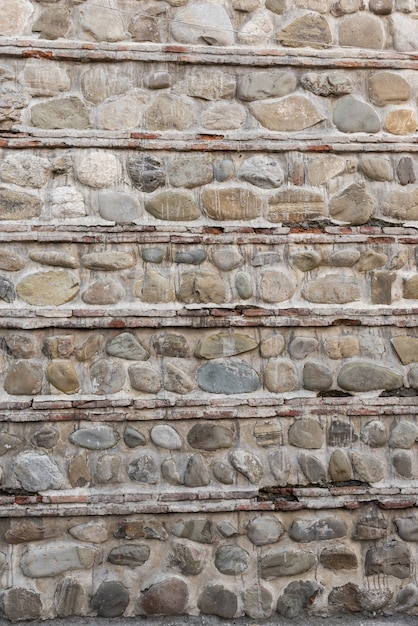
[289,518,347,542]
[150,425,181,450]
[178,69,236,101]
[171,4,234,45]
[0,588,42,622]
[290,250,321,271]
[350,452,385,483]
[217,522,239,538]
[0,249,26,272]
[91,581,129,618]
[81,252,134,271]
[277,580,322,618]
[276,12,332,48]
[303,362,333,391]
[197,360,260,394]
[69,522,109,544]
[21,541,97,577]
[170,543,205,575]
[98,190,140,224]
[151,334,188,358]
[136,578,189,616]
[353,506,387,540]
[212,461,234,484]
[390,13,418,51]
[339,14,385,48]
[337,361,403,391]
[264,359,298,393]
[394,517,418,541]
[142,248,164,263]
[320,546,358,570]
[172,519,213,544]
[144,94,195,131]
[370,0,393,13]
[250,96,324,131]
[145,190,200,221]
[235,272,253,299]
[260,334,285,358]
[195,332,258,359]
[127,155,165,192]
[31,427,58,450]
[260,269,295,303]
[5,521,44,545]
[238,70,297,101]
[4,360,42,396]
[301,71,353,96]
[23,61,70,98]
[329,449,352,482]
[96,454,120,484]
[288,419,323,449]
[268,448,290,485]
[365,541,412,579]
[396,584,418,609]
[246,515,284,545]
[0,276,14,303]
[360,420,389,447]
[128,453,159,484]
[392,451,413,478]
[82,278,125,305]
[55,578,85,618]
[213,159,235,182]
[360,589,393,612]
[14,451,64,492]
[268,188,325,222]
[69,426,119,450]
[329,182,374,225]
[260,549,317,578]
[409,366,418,389]
[198,585,237,618]
[187,423,234,450]
[29,250,78,269]
[298,452,327,484]
[243,586,273,619]
[251,252,281,266]
[389,421,418,448]
[0,187,41,220]
[106,333,149,361]
[215,545,249,575]
[184,454,210,487]
[108,544,150,568]
[357,250,388,271]
[397,156,415,185]
[289,337,318,359]
[31,97,89,130]
[0,154,50,188]
[229,449,264,483]
[46,361,80,395]
[360,156,393,182]
[328,583,361,613]
[32,6,69,38]
[163,362,194,394]
[124,427,146,448]
[238,156,284,188]
[114,519,167,541]
[175,250,207,264]
[90,359,126,395]
[168,155,213,189]
[333,96,380,133]
[202,186,263,220]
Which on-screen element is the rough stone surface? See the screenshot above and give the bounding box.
[91,581,129,618]
[250,96,324,131]
[136,578,189,616]
[229,449,264,483]
[198,585,237,618]
[97,190,140,224]
[187,423,234,450]
[246,516,284,545]
[90,359,126,395]
[202,187,263,221]
[277,580,322,618]
[260,549,317,578]
[145,191,200,221]
[276,12,332,48]
[238,71,297,101]
[31,98,89,130]
[338,361,403,391]
[214,545,249,575]
[4,360,43,395]
[21,541,97,577]
[333,96,380,133]
[197,360,260,394]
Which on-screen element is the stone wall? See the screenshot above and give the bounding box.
[0,0,417,621]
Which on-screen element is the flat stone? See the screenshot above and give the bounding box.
[329,449,352,481]
[268,188,325,222]
[198,585,237,618]
[0,0,33,35]
[55,578,85,617]
[389,421,418,448]
[392,451,413,478]
[197,360,260,394]
[260,334,285,358]
[168,155,212,189]
[0,249,26,272]
[0,588,41,622]
[32,6,69,38]
[253,421,282,447]
[264,359,298,393]
[29,250,78,269]
[69,452,90,488]
[360,420,388,447]
[235,272,253,299]
[96,454,120,484]
[250,96,323,131]
[145,190,199,221]
[251,252,281,267]
[142,248,164,263]
[98,92,147,131]
[238,70,296,101]
[0,85,28,131]
[353,506,387,540]
[288,419,324,449]
[289,337,318,359]
[106,333,149,361]
[276,12,332,47]
[114,519,167,541]
[136,578,189,616]
[5,521,44,544]
[303,362,333,391]
[277,580,322,618]
[138,270,175,303]
[365,541,412,579]
[215,545,249,575]
[246,515,284,545]
[238,156,283,189]
[350,452,385,482]
[69,522,109,544]
[81,252,134,271]
[123,427,146,448]
[47,361,80,395]
[329,182,375,225]
[21,541,97,577]
[391,335,418,365]
[301,71,353,96]
[390,13,418,51]
[0,187,41,220]
[128,453,159,484]
[31,97,89,130]
[4,360,43,395]
[370,0,393,12]
[169,543,204,576]
[243,585,273,619]
[31,427,58,449]
[76,152,121,188]
[260,549,317,578]
[175,250,207,265]
[382,188,418,221]
[127,155,165,192]
[338,361,402,391]
[90,359,126,395]
[150,425,181,450]
[308,156,346,187]
[328,583,362,613]
[238,11,274,45]
[339,14,385,48]
[187,423,234,450]
[323,336,360,360]
[163,362,195,394]
[229,449,264,483]
[333,96,380,133]
[69,426,119,450]
[212,462,234,484]
[98,189,140,224]
[152,333,189,358]
[172,519,213,544]
[202,186,263,220]
[298,452,327,484]
[369,72,411,106]
[385,108,418,135]
[394,517,418,541]
[268,448,290,485]
[289,518,347,542]
[290,250,321,272]
[82,278,124,305]
[178,69,236,100]
[17,270,80,306]
[320,546,358,570]
[397,156,415,185]
[260,269,295,303]
[75,334,104,362]
[48,186,86,219]
[0,154,50,188]
[171,4,234,45]
[184,454,210,487]
[0,275,14,302]
[144,94,195,131]
[201,102,246,130]
[108,544,150,568]
[360,156,393,182]
[128,364,161,393]
[303,274,361,304]
[91,581,129,618]
[4,334,37,358]
[211,247,243,271]
[177,268,226,304]
[195,332,257,359]
[81,66,129,105]
[213,158,235,182]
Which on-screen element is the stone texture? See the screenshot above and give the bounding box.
[69,453,90,488]
[389,422,418,449]
[82,278,124,305]
[329,182,375,225]
[268,188,325,222]
[303,275,360,304]
[202,186,263,220]
[5,521,44,544]
[171,5,234,45]
[172,519,213,544]
[368,72,411,106]
[246,515,284,545]
[385,109,418,135]
[229,449,264,483]
[178,268,226,304]
[268,448,290,485]
[320,546,358,570]
[55,578,85,618]
[260,549,317,578]
[108,544,150,568]
[136,578,189,616]
[250,96,324,131]
[277,580,322,618]
[164,362,195,394]
[168,155,212,189]
[338,361,402,391]
[48,186,86,219]
[238,11,274,45]
[198,585,237,618]
[276,12,332,47]
[329,449,352,482]
[243,586,273,619]
[214,545,249,575]
[21,541,97,577]
[90,359,126,395]
[187,423,234,450]
[0,0,33,35]
[197,360,260,394]
[195,332,258,359]
[390,13,418,51]
[238,156,284,188]
[152,333,189,357]
[303,362,333,391]
[127,155,165,192]
[150,425,182,450]
[333,97,380,133]
[339,14,385,48]
[4,360,43,395]
[0,249,26,272]
[264,359,298,393]
[129,364,161,393]
[238,71,297,101]
[301,71,353,96]
[290,250,321,271]
[76,153,121,188]
[397,157,415,185]
[0,188,41,220]
[145,190,200,221]
[138,270,175,303]
[298,452,327,484]
[360,420,389,447]
[0,588,42,622]
[169,543,204,575]
[17,271,79,306]
[260,269,295,302]
[91,581,129,618]
[392,451,413,478]
[365,541,412,579]
[31,98,89,130]
[69,522,109,544]
[69,426,119,450]
[128,453,159,484]
[288,419,323,449]
[46,361,80,395]
[81,66,129,105]
[0,154,50,188]
[289,518,347,542]
[360,156,393,182]
[350,452,385,483]
[106,333,149,361]
[201,102,246,130]
[145,94,195,131]
[260,334,285,358]
[32,6,69,39]
[391,335,418,365]
[98,190,140,224]
[96,454,120,484]
[179,70,236,101]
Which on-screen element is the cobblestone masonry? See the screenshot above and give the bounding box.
[0,0,417,621]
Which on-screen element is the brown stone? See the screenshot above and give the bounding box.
[4,360,43,395]
[5,521,45,544]
[46,361,80,395]
[276,12,332,48]
[302,275,361,304]
[145,191,200,221]
[17,271,79,306]
[81,279,125,305]
[385,109,418,135]
[202,187,263,220]
[144,94,195,131]
[371,271,396,304]
[264,359,298,392]
[136,578,189,616]
[177,269,226,304]
[250,96,324,131]
[195,332,258,359]
[338,14,384,48]
[31,97,90,130]
[268,188,325,222]
[391,335,418,364]
[69,452,91,488]
[320,546,358,570]
[369,72,411,106]
[0,188,41,220]
[32,6,70,39]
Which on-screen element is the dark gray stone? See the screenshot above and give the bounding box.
[197,360,260,394]
[184,454,210,487]
[389,422,418,448]
[396,584,418,609]
[69,426,119,450]
[243,585,273,619]
[298,452,327,484]
[217,522,239,538]
[150,425,181,450]
[212,461,234,484]
[213,158,235,182]
[108,544,150,567]
[128,453,159,484]
[13,451,64,492]
[91,581,129,618]
[397,156,415,185]
[172,519,213,544]
[175,250,207,264]
[136,578,189,616]
[277,580,322,618]
[30,427,58,449]
[338,361,403,391]
[187,423,234,450]
[392,451,413,478]
[214,545,249,575]
[260,549,317,579]
[328,583,361,613]
[0,276,15,303]
[151,333,189,358]
[127,155,165,192]
[114,519,167,541]
[246,515,284,545]
[365,541,412,579]
[327,421,357,446]
[0,588,42,621]
[320,546,358,570]
[360,420,388,447]
[55,578,85,617]
[333,96,380,133]
[123,427,146,448]
[289,518,347,542]
[353,506,387,540]
[106,333,149,361]
[198,585,237,618]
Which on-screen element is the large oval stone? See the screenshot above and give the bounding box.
[46,361,80,395]
[260,549,317,578]
[201,187,263,221]
[108,544,150,568]
[69,426,119,450]
[268,188,325,223]
[90,359,126,395]
[0,188,42,220]
[250,96,324,131]
[145,190,200,221]
[197,360,260,394]
[333,96,380,133]
[21,541,97,578]
[128,363,162,393]
[187,423,234,450]
[106,333,149,361]
[31,97,89,130]
[17,271,79,306]
[264,359,298,393]
[13,451,64,492]
[136,577,189,616]
[337,361,402,391]
[329,182,375,225]
[81,279,124,305]
[98,190,141,224]
[195,332,258,359]
[214,545,249,575]
[302,275,360,304]
[4,360,43,395]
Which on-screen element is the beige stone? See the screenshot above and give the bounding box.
[339,14,385,48]
[29,251,79,269]
[264,359,298,393]
[302,275,361,304]
[260,334,285,358]
[144,94,195,131]
[382,189,418,221]
[403,276,418,299]
[145,191,200,221]
[177,269,226,304]
[268,188,325,223]
[31,98,90,130]
[48,187,86,219]
[329,182,374,225]
[250,96,324,131]
[238,11,274,45]
[308,156,345,186]
[81,0,126,42]
[260,269,295,303]
[368,72,411,106]
[391,336,418,365]
[201,102,246,130]
[202,187,263,221]
[357,250,388,272]
[22,62,70,97]
[137,270,175,303]
[81,66,130,105]
[195,333,258,359]
[4,361,43,396]
[75,334,104,362]
[276,12,332,48]
[81,252,135,271]
[81,278,125,305]
[178,69,236,101]
[0,250,26,271]
[0,188,41,220]
[17,271,80,306]
[323,336,359,359]
[97,93,146,131]
[384,109,418,135]
[75,152,121,188]
[46,361,80,395]
[0,0,33,35]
